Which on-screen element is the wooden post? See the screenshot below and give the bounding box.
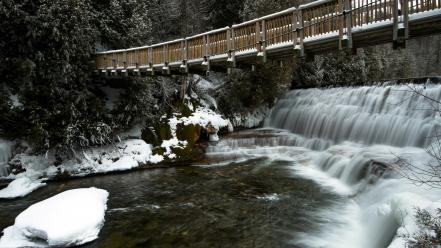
[299,9,305,57]
[393,0,407,48]
[393,0,399,46]
[260,19,268,63]
[227,28,236,67]
[180,39,188,74]
[345,0,353,49]
[256,20,266,64]
[135,50,139,69]
[403,0,409,40]
[202,35,211,72]
[147,47,154,75]
[123,50,127,69]
[112,53,116,69]
[293,9,302,57]
[163,45,170,75]
[148,47,152,67]
[338,0,344,50]
[256,21,261,53]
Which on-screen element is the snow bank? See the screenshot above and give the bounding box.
[0,188,109,247]
[1,139,163,199]
[0,177,46,199]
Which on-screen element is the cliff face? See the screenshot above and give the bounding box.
[409,35,441,76]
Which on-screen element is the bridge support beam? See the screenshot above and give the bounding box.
[162,62,171,75]
[180,60,189,74]
[202,56,211,74]
[147,63,154,76]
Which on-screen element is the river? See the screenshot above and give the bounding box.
[1,83,441,247]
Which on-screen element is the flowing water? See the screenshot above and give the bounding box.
[1,83,441,247]
[0,140,13,177]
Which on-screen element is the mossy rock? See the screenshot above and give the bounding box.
[170,123,203,162]
[141,120,173,147]
[176,123,201,146]
[141,126,160,147]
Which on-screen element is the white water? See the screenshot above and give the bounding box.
[207,83,441,248]
[0,139,14,177]
[265,84,441,149]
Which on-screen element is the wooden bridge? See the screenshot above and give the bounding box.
[95,0,441,76]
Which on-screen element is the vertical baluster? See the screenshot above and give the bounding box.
[374,0,378,22]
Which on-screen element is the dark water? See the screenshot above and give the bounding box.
[0,157,341,248]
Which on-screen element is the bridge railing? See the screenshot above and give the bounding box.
[95,0,441,72]
[409,0,441,14]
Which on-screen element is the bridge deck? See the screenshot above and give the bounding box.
[95,0,441,76]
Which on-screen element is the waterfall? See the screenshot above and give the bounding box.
[0,139,14,177]
[205,83,441,248]
[265,84,441,149]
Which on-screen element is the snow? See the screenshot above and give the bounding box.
[161,137,187,158]
[0,188,109,247]
[388,198,441,248]
[60,139,161,175]
[231,106,269,128]
[116,123,143,139]
[235,48,257,57]
[409,8,441,21]
[0,139,162,198]
[0,177,46,199]
[9,95,22,108]
[299,0,335,9]
[257,193,281,201]
[181,107,231,131]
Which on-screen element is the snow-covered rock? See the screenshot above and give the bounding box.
[0,188,109,247]
[0,177,46,199]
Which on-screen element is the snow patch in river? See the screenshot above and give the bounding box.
[0,177,46,199]
[0,188,109,247]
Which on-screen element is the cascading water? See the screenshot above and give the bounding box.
[0,139,13,177]
[205,83,441,248]
[265,84,441,149]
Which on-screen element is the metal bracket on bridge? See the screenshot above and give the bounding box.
[162,62,170,75]
[202,56,211,73]
[146,63,154,76]
[227,50,236,68]
[180,60,189,74]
